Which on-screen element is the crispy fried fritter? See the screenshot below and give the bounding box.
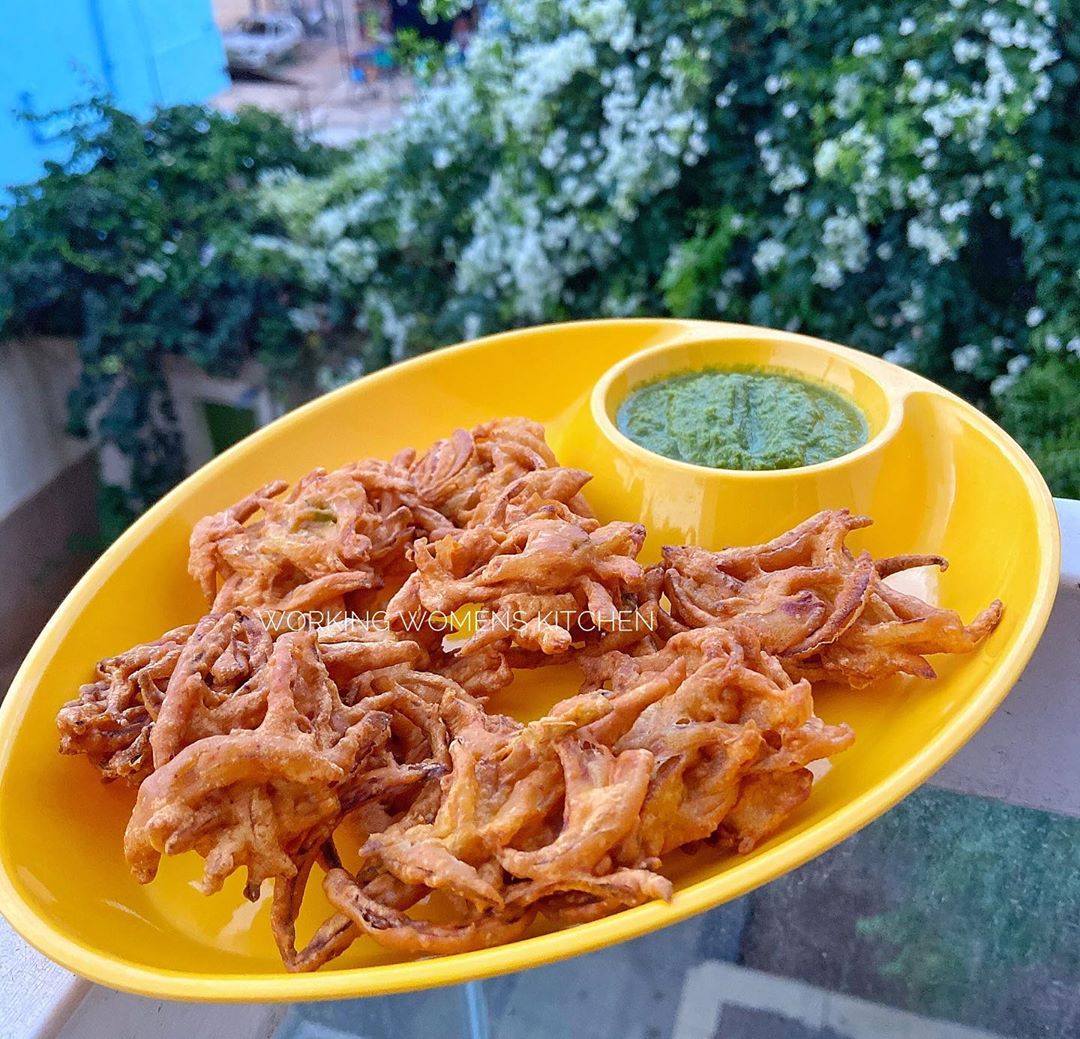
[581,627,854,861]
[498,740,653,881]
[409,417,592,528]
[324,867,538,956]
[388,513,647,658]
[57,611,276,784]
[189,460,447,615]
[56,610,443,789]
[56,623,195,784]
[125,629,392,898]
[393,419,629,658]
[658,509,1003,687]
[300,684,673,962]
[150,610,274,768]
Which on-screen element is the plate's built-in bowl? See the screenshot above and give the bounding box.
[586,330,898,554]
[0,319,1059,1001]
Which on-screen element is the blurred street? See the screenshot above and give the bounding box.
[210,3,409,144]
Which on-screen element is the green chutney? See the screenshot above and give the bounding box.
[615,366,868,470]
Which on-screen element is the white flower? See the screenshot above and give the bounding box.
[659,34,687,74]
[715,81,737,108]
[814,140,841,177]
[288,307,321,333]
[752,238,786,274]
[952,344,981,372]
[1007,354,1031,376]
[312,208,348,242]
[884,345,915,366]
[953,39,981,63]
[907,219,955,265]
[134,259,166,282]
[832,74,860,118]
[908,175,935,204]
[771,164,808,192]
[327,238,376,282]
[813,258,844,289]
[821,210,870,273]
[1026,307,1046,327]
[765,74,784,95]
[369,292,416,361]
[909,76,938,106]
[687,131,708,157]
[899,17,917,36]
[539,127,568,170]
[501,32,597,138]
[1066,337,1080,356]
[940,200,971,224]
[991,373,1017,396]
[1045,334,1062,352]
[782,101,799,119]
[569,0,635,52]
[852,34,882,57]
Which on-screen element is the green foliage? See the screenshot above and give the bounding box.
[997,353,1080,497]
[392,29,451,79]
[419,0,472,21]
[0,101,344,525]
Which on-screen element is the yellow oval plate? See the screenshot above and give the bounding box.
[0,319,1060,1001]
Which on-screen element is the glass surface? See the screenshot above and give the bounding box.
[274,788,1080,1039]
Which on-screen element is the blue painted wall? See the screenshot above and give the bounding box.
[0,0,228,193]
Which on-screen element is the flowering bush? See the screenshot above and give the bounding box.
[2,0,1077,523]
[258,0,1079,495]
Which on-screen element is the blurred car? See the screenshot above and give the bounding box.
[289,0,327,35]
[223,14,304,73]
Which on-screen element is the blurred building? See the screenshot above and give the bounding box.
[0,0,228,193]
